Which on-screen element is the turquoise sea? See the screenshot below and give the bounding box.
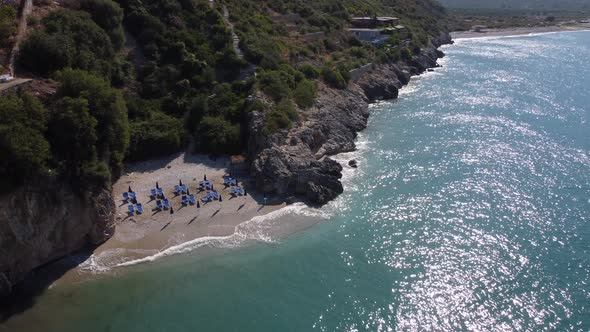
[2,31,589,331]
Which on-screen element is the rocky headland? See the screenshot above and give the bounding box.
[249,33,453,205]
[0,32,452,303]
[0,179,115,300]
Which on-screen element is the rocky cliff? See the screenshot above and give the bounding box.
[0,179,115,298]
[249,33,453,205]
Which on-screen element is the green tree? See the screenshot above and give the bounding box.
[47,97,98,172]
[321,66,347,89]
[18,32,74,75]
[55,69,130,177]
[80,0,125,49]
[293,79,317,108]
[258,70,293,101]
[0,93,50,188]
[0,5,17,46]
[127,112,184,161]
[195,116,240,153]
[18,10,114,76]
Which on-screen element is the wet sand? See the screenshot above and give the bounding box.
[451,23,590,39]
[55,153,286,283]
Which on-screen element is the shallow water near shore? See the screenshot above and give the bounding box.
[2,31,590,331]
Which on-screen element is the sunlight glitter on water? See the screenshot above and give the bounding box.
[1,32,588,332]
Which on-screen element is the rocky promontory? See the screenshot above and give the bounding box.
[249,33,453,205]
[0,179,115,299]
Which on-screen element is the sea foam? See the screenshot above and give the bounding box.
[114,203,331,268]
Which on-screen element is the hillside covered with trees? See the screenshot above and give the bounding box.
[1,0,449,193]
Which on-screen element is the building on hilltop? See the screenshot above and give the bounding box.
[351,16,399,28]
[347,29,389,47]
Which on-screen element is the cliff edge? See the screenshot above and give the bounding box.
[249,33,453,205]
[0,179,115,298]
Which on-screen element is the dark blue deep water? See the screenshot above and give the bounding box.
[2,31,589,331]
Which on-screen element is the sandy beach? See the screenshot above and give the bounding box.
[55,153,289,283]
[451,23,590,39]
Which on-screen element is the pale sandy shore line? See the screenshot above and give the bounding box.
[54,153,290,284]
[451,24,590,40]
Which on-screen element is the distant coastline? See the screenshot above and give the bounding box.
[451,23,590,39]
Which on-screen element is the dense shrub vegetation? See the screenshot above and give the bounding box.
[80,0,125,49]
[18,10,117,76]
[0,92,50,189]
[0,69,130,190]
[52,69,130,181]
[2,0,447,190]
[0,5,17,48]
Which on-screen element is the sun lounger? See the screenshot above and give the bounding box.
[181,185,187,194]
[136,203,143,214]
[204,191,217,201]
[157,188,163,198]
[236,187,244,196]
[211,191,219,200]
[150,188,157,198]
[123,192,129,201]
[129,192,136,200]
[128,205,135,214]
[188,195,196,204]
[163,199,170,210]
[230,187,237,196]
[228,178,238,186]
[201,196,209,203]
[181,195,188,206]
[156,200,163,210]
[174,185,180,195]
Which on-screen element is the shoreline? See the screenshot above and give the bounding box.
[451,23,590,39]
[51,153,290,285]
[21,33,454,290]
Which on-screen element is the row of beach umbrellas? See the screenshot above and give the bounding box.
[127,173,249,215]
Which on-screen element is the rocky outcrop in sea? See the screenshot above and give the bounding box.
[248,33,453,205]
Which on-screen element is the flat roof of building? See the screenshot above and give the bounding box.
[347,28,384,32]
[351,16,399,21]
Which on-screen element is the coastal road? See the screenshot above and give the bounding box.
[0,78,32,92]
